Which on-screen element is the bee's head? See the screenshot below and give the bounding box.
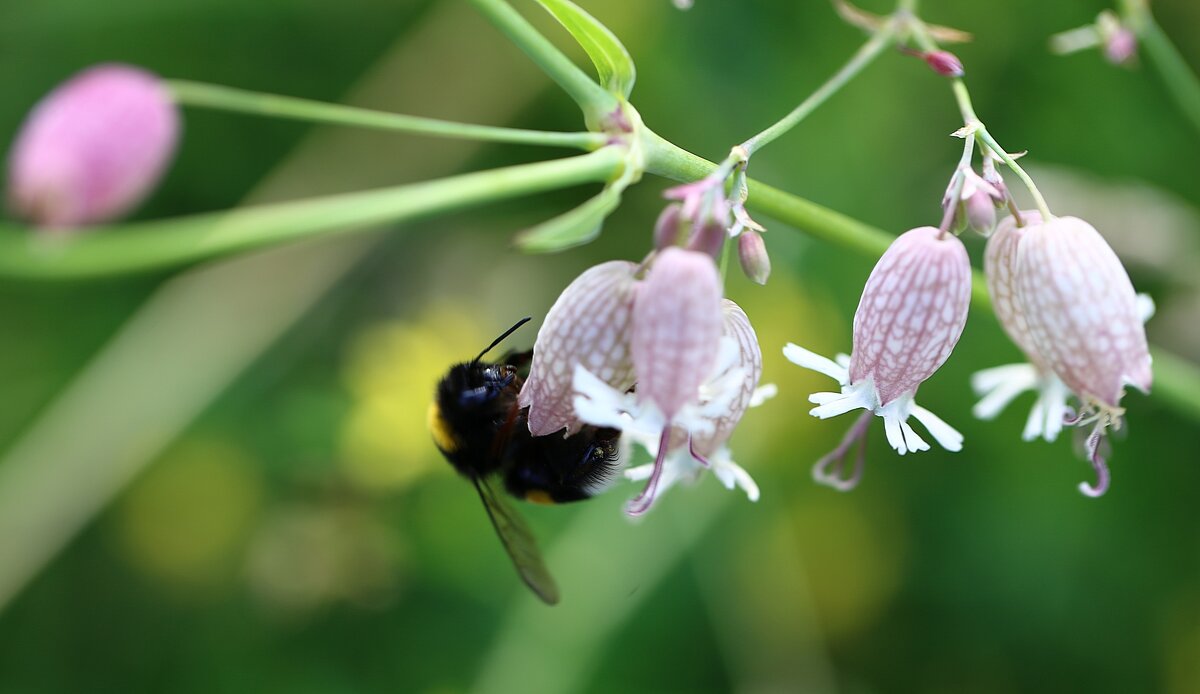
[442,362,516,411]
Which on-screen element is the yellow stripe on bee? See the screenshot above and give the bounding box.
[525,490,555,505]
[427,401,460,453]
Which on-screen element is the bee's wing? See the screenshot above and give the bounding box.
[471,476,560,605]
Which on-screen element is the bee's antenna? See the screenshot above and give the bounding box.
[474,317,532,363]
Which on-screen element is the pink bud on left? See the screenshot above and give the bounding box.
[631,247,723,419]
[7,64,180,229]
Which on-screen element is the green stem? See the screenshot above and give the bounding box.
[741,18,899,156]
[909,18,1054,220]
[1136,14,1200,135]
[167,80,606,150]
[0,147,624,279]
[468,0,618,126]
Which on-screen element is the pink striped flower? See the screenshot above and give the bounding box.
[518,260,639,436]
[572,250,769,515]
[976,215,1152,497]
[1017,217,1152,411]
[785,226,971,490]
[7,64,180,229]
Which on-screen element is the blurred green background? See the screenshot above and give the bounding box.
[1,1,1198,692]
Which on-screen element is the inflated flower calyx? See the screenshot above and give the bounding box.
[518,260,638,437]
[785,226,971,489]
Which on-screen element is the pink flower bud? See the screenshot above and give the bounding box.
[923,50,965,78]
[1104,27,1137,65]
[519,261,638,436]
[683,195,730,261]
[964,188,998,237]
[850,226,972,406]
[984,212,1048,371]
[737,230,771,285]
[653,203,685,250]
[632,248,723,419]
[1014,216,1152,408]
[7,64,180,228]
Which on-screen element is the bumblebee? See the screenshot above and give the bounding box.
[428,317,620,604]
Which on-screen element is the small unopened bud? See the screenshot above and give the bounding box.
[653,203,685,250]
[7,64,180,229]
[737,230,771,285]
[686,217,727,260]
[684,196,730,261]
[922,50,965,78]
[1104,27,1137,65]
[964,187,998,237]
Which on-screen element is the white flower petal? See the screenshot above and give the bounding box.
[883,415,908,455]
[1135,292,1156,323]
[710,450,761,502]
[1021,374,1070,442]
[783,343,849,385]
[749,383,778,408]
[971,363,1040,420]
[572,365,635,430]
[900,420,930,453]
[910,404,964,452]
[809,392,869,419]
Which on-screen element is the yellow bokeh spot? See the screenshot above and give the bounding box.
[339,304,487,492]
[116,440,263,593]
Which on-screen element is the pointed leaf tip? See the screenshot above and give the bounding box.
[533,0,636,99]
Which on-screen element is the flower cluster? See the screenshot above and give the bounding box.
[783,125,1152,497]
[519,246,770,516]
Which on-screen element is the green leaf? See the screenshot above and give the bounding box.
[532,0,636,99]
[514,183,623,252]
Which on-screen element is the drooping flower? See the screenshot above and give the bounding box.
[518,261,638,436]
[972,213,1154,496]
[785,226,971,490]
[1007,215,1151,496]
[575,297,769,514]
[7,64,180,229]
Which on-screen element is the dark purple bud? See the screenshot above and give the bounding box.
[923,50,965,78]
